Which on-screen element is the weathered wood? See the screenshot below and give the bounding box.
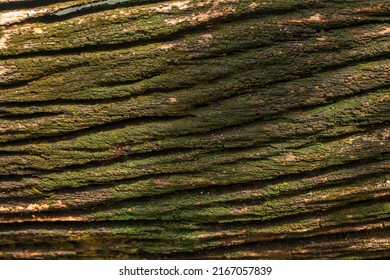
[0,0,389,259]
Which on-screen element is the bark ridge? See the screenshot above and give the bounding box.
[0,0,389,259]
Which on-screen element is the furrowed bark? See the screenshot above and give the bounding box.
[0,0,389,259]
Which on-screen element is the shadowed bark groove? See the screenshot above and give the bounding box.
[0,0,389,259]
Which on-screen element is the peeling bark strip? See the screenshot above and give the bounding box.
[0,0,389,260]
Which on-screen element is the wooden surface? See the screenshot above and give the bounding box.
[0,0,389,259]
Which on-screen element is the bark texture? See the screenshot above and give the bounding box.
[0,0,389,259]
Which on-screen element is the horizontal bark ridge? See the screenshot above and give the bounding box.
[0,0,389,259]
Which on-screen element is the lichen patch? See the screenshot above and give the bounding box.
[284,153,297,162]
[378,26,390,35]
[0,10,38,25]
[33,27,44,34]
[249,2,260,9]
[0,65,17,82]
[354,5,385,14]
[158,43,175,50]
[0,32,10,49]
[288,13,327,24]
[26,203,50,211]
[165,7,237,25]
[0,207,9,212]
[0,203,50,212]
[154,0,191,13]
[53,200,67,208]
[316,35,329,41]
[201,33,213,40]
[308,13,324,22]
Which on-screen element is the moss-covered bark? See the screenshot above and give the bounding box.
[0,0,389,259]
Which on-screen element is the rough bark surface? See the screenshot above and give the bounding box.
[0,0,389,259]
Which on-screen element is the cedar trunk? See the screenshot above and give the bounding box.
[0,0,389,259]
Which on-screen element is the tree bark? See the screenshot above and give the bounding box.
[0,0,389,259]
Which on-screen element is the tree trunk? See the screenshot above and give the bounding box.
[0,0,389,259]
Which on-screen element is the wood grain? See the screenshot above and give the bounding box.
[0,0,389,259]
